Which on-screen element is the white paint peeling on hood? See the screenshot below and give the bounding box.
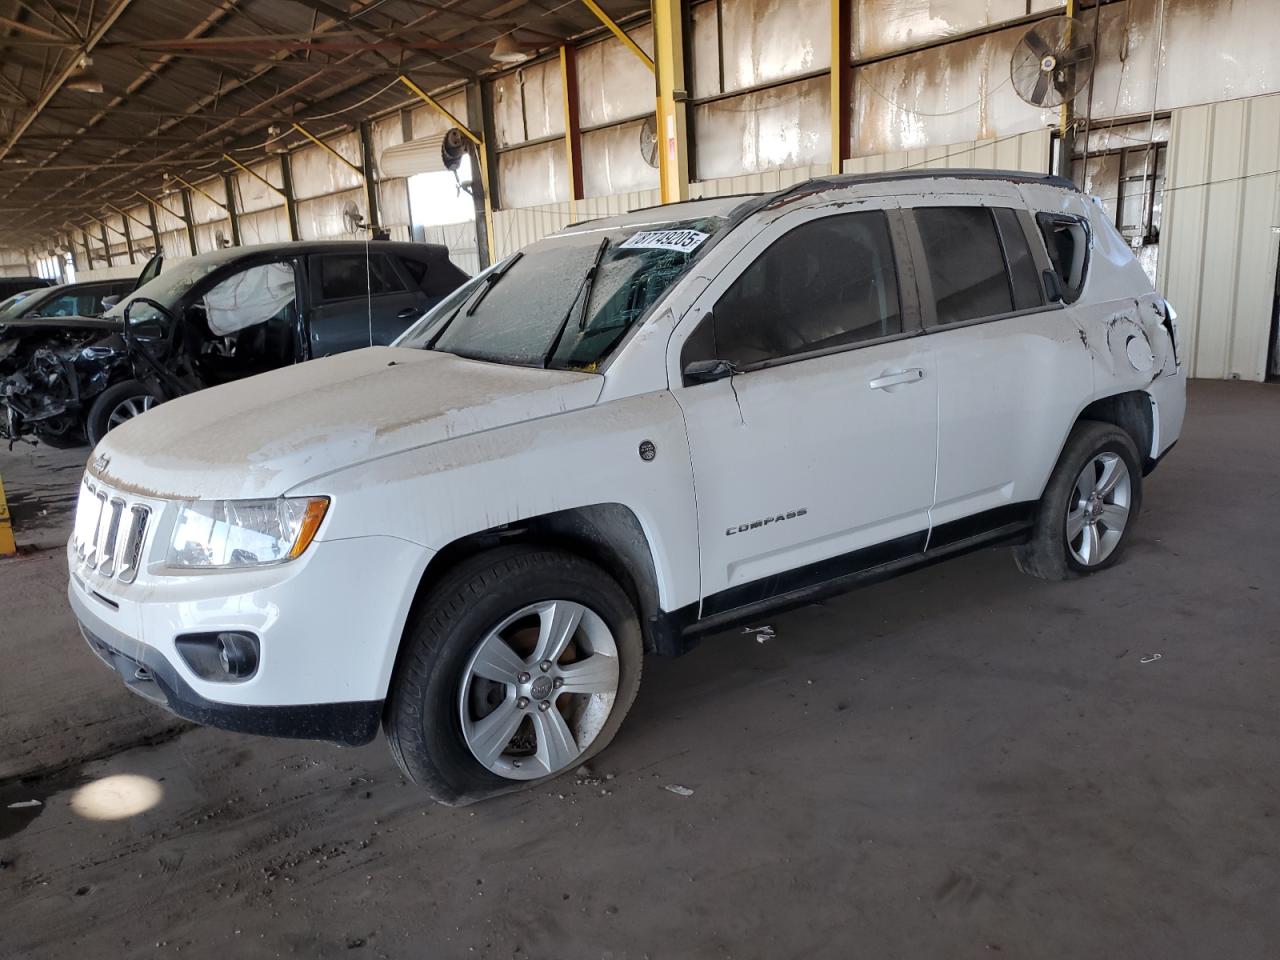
[91,347,603,501]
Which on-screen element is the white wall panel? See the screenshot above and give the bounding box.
[718,0,829,94]
[159,228,191,260]
[493,60,565,148]
[1157,93,1280,382]
[853,0,1061,60]
[232,159,286,214]
[694,75,830,180]
[378,178,413,240]
[290,133,362,200]
[498,138,568,208]
[238,207,291,245]
[188,177,228,225]
[582,119,661,198]
[297,188,367,241]
[410,89,468,141]
[689,161,828,198]
[578,23,655,127]
[194,218,233,255]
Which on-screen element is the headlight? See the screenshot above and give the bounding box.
[166,497,329,569]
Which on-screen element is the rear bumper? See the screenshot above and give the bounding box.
[70,581,382,746]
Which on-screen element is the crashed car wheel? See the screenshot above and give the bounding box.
[86,380,158,446]
[1014,420,1143,580]
[385,545,643,804]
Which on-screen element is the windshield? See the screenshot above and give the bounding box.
[106,255,232,324]
[395,216,726,369]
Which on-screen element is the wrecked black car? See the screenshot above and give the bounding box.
[1,241,468,447]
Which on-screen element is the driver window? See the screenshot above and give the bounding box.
[195,261,299,380]
[686,211,902,370]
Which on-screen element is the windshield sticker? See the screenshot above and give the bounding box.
[619,229,709,253]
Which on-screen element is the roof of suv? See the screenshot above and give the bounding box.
[566,168,1079,236]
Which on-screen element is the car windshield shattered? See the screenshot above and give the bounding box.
[105,248,243,325]
[396,215,727,369]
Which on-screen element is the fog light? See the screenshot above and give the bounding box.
[217,632,256,678]
[176,631,259,682]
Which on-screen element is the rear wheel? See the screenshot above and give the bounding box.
[1014,420,1143,580]
[385,546,643,803]
[86,380,158,446]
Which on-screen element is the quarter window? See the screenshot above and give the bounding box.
[316,254,404,301]
[1037,213,1090,303]
[993,208,1044,311]
[693,211,902,369]
[914,207,1014,325]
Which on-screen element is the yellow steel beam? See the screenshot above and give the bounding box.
[170,174,231,215]
[135,191,187,223]
[560,45,582,220]
[105,201,153,234]
[223,153,289,199]
[88,213,129,242]
[651,0,689,203]
[397,75,494,265]
[290,122,365,179]
[579,0,653,71]
[396,76,480,144]
[0,472,15,556]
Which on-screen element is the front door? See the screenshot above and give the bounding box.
[671,203,939,617]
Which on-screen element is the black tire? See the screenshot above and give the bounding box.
[86,380,159,446]
[385,545,643,804]
[1014,420,1144,580]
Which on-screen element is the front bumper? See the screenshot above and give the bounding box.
[71,581,383,746]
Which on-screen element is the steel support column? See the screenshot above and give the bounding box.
[179,188,198,256]
[224,173,241,246]
[99,220,114,267]
[358,120,382,234]
[278,154,301,241]
[651,0,690,203]
[560,45,584,215]
[830,0,852,174]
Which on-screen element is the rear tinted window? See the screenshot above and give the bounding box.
[993,208,1043,311]
[316,254,404,301]
[915,207,1013,325]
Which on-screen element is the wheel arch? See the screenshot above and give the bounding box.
[392,503,685,671]
[1074,390,1157,472]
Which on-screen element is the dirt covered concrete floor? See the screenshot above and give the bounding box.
[1,380,1278,959]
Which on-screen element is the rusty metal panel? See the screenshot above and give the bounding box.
[852,25,1056,156]
[694,75,830,180]
[577,23,655,127]
[581,119,661,198]
[1157,93,1280,382]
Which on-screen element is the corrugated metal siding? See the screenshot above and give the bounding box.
[690,162,829,198]
[491,189,662,258]
[842,129,1052,175]
[1157,93,1280,382]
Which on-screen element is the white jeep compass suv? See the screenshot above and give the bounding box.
[69,170,1185,803]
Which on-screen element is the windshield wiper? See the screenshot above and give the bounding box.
[426,251,523,349]
[543,237,609,368]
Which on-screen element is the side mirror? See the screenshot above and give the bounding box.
[100,294,120,310]
[683,358,737,384]
[1042,269,1064,304]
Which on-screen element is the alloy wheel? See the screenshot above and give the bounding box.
[458,599,620,780]
[1065,451,1131,566]
[107,395,155,430]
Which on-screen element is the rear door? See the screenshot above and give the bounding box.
[307,252,429,354]
[905,199,1092,536]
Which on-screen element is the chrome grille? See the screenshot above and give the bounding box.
[72,478,150,584]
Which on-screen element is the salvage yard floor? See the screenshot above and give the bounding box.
[2,380,1278,959]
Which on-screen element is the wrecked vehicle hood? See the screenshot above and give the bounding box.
[0,315,117,337]
[92,346,605,500]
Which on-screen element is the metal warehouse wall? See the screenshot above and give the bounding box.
[1158,93,1280,382]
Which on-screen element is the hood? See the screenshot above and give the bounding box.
[91,347,604,500]
[0,315,118,337]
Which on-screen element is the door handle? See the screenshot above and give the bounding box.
[395,307,419,320]
[869,367,925,390]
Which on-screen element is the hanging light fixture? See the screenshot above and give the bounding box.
[491,34,531,64]
[65,55,105,94]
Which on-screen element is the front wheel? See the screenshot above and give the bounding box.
[385,546,643,804]
[85,380,159,446]
[1014,420,1144,580]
